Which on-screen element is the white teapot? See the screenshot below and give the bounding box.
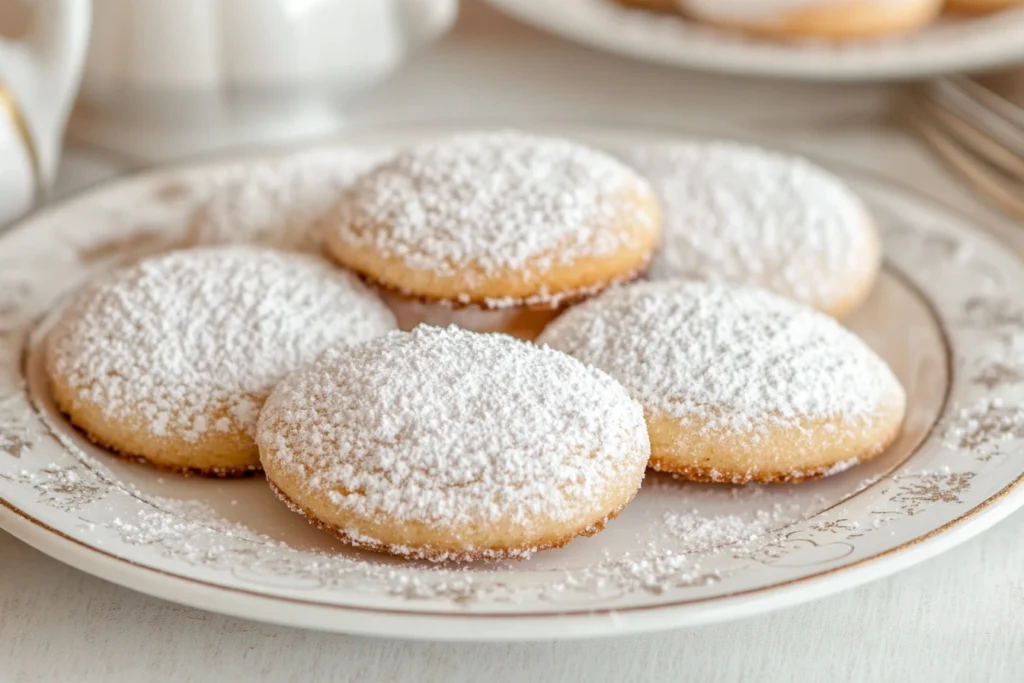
[75,0,458,160]
[0,0,90,226]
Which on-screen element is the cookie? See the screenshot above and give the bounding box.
[629,140,879,319]
[185,147,389,253]
[323,131,661,339]
[680,0,942,39]
[945,0,1024,12]
[46,246,397,476]
[258,325,650,561]
[538,280,906,484]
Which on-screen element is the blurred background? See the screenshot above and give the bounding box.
[0,0,1022,231]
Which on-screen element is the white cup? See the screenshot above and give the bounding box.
[72,0,458,161]
[0,0,90,226]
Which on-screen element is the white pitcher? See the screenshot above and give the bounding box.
[0,0,90,226]
[74,0,458,161]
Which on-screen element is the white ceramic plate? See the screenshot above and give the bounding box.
[2,124,1024,641]
[487,0,1024,81]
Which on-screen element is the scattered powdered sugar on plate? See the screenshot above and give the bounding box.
[258,324,650,530]
[47,246,396,442]
[539,279,905,435]
[186,147,392,252]
[329,130,657,280]
[103,488,721,600]
[661,493,833,555]
[662,509,777,554]
[556,549,718,596]
[104,488,727,600]
[20,421,873,604]
[943,398,1024,451]
[625,140,877,310]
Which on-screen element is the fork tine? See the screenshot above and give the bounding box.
[929,76,1024,157]
[920,98,1024,183]
[947,75,1024,129]
[902,100,1024,222]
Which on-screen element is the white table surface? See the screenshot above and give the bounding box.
[3,4,1024,681]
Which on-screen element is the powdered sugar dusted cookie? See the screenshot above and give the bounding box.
[680,0,942,39]
[323,131,661,339]
[46,246,397,476]
[185,147,390,253]
[539,280,905,484]
[629,140,879,318]
[258,325,650,561]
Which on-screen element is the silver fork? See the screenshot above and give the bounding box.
[902,74,1024,221]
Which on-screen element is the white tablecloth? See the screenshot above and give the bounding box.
[3,4,1022,681]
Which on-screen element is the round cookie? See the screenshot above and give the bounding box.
[945,0,1024,12]
[629,141,880,319]
[680,0,943,39]
[538,280,906,484]
[258,324,650,561]
[46,246,397,476]
[323,131,661,339]
[186,147,390,253]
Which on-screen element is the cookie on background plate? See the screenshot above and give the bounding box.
[679,0,943,39]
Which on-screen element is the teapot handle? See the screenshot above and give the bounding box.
[400,0,458,51]
[0,0,91,189]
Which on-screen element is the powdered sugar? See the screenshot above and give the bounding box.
[660,494,833,555]
[328,131,657,282]
[258,324,650,532]
[47,246,396,442]
[186,147,391,252]
[662,509,776,553]
[944,398,1024,451]
[539,279,904,435]
[818,457,861,477]
[626,141,877,311]
[558,550,718,595]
